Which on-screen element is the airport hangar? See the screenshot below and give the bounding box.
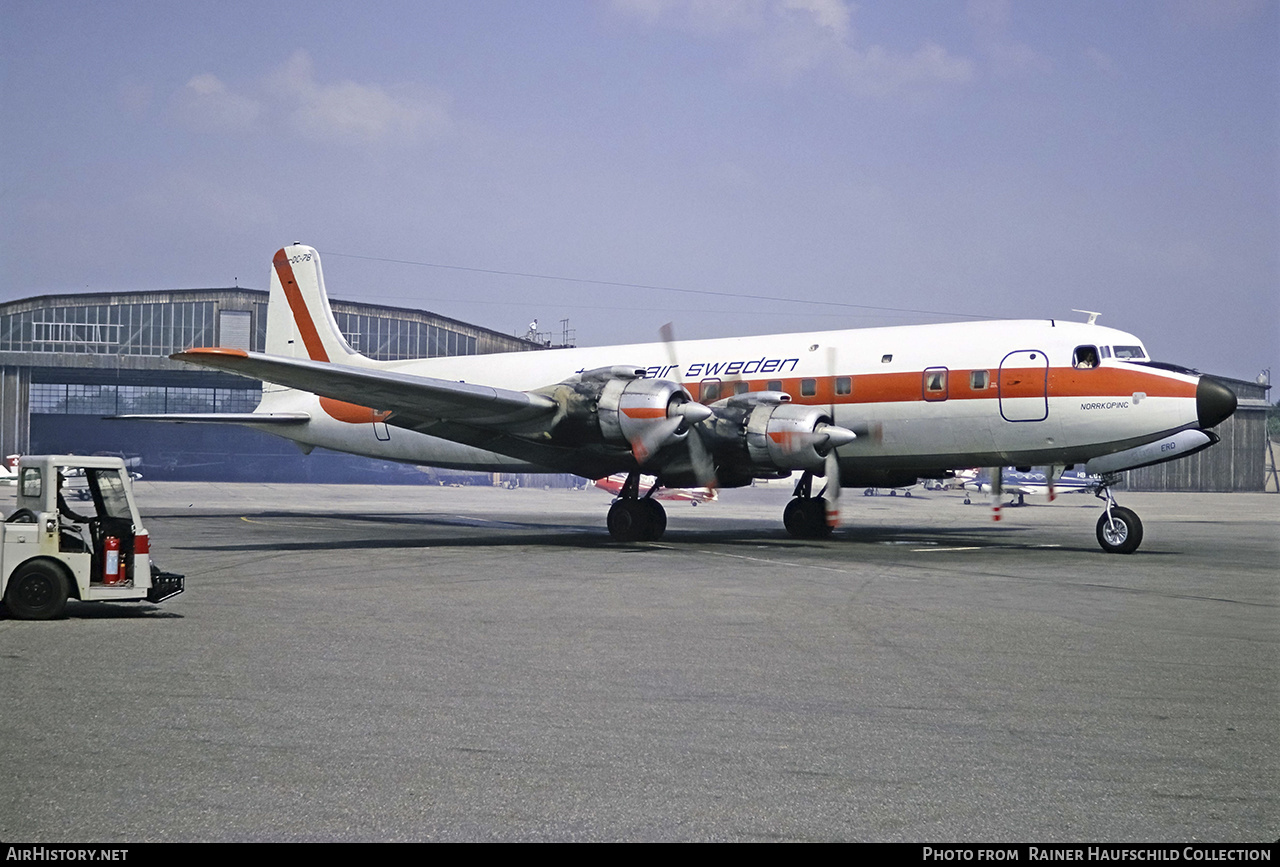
[0,287,1270,490]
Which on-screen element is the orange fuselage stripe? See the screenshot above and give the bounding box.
[693,367,1194,405]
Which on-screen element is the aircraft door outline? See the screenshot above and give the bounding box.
[998,350,1049,422]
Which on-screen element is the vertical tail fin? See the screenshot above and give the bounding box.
[265,245,369,366]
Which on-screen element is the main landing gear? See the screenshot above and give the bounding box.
[606,472,667,542]
[1094,475,1143,555]
[784,471,833,539]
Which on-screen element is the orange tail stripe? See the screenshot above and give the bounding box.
[273,249,330,363]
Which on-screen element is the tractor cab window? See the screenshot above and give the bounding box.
[20,468,41,499]
[88,469,131,522]
[1073,345,1100,369]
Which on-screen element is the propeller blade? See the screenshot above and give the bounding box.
[1047,464,1059,502]
[686,425,718,489]
[990,466,1003,522]
[823,448,841,527]
[630,415,684,465]
[660,322,682,383]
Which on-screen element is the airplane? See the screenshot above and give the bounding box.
[958,466,1101,505]
[115,243,1237,553]
[594,473,717,505]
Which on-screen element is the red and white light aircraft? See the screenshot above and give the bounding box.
[594,473,717,506]
[122,244,1236,552]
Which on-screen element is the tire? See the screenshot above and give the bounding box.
[785,498,832,539]
[783,499,809,538]
[608,500,654,542]
[804,498,834,538]
[4,561,70,620]
[1096,507,1143,555]
[640,498,666,541]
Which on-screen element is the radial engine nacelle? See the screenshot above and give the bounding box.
[745,403,857,471]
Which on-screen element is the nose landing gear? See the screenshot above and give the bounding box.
[1094,476,1143,554]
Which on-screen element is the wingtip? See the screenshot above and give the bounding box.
[171,347,250,361]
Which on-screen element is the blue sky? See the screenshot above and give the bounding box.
[2,1,1276,382]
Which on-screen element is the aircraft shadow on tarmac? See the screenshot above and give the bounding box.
[159,510,1134,555]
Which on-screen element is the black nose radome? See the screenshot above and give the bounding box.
[1196,376,1237,429]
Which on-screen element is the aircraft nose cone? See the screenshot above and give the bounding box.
[1196,376,1237,429]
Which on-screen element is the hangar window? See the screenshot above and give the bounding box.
[923,367,948,401]
[1073,346,1100,369]
[970,370,989,390]
[801,379,817,397]
[835,376,852,395]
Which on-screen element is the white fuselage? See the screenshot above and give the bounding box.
[252,318,1202,478]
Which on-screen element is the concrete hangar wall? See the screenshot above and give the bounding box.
[0,288,542,483]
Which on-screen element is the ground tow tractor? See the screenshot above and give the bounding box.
[1,455,183,620]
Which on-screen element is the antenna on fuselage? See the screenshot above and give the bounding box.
[1072,309,1101,325]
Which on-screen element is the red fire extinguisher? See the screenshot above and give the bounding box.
[103,536,122,585]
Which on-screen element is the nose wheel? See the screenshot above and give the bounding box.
[1094,478,1143,554]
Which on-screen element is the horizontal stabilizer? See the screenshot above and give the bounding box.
[109,412,311,425]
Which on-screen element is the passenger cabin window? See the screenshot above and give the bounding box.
[1113,345,1147,360]
[923,367,948,401]
[835,376,852,395]
[733,381,750,395]
[881,354,893,363]
[700,380,721,402]
[970,370,989,390]
[1073,345,1100,369]
[767,380,783,392]
[800,379,817,397]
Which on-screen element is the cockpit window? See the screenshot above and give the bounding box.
[1073,345,1100,369]
[1113,345,1146,360]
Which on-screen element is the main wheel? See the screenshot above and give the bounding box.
[640,498,666,541]
[608,500,662,542]
[804,498,834,538]
[784,498,833,539]
[783,498,808,537]
[1096,506,1143,555]
[4,561,70,620]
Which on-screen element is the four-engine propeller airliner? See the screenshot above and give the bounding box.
[118,244,1237,553]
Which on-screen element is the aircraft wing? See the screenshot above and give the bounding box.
[170,348,558,428]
